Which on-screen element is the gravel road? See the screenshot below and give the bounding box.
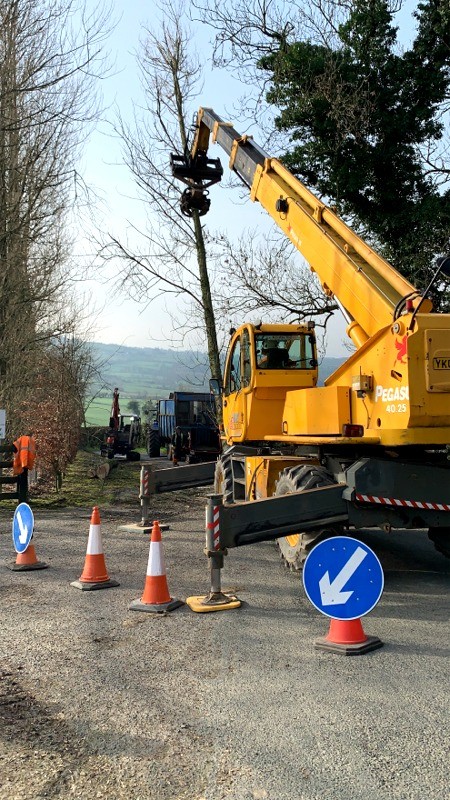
[1,487,449,800]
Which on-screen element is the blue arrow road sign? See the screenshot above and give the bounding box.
[302,536,384,620]
[12,503,34,554]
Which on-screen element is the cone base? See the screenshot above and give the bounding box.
[70,578,120,591]
[10,560,49,572]
[186,593,242,613]
[314,634,383,656]
[129,597,184,613]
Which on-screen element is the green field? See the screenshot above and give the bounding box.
[84,342,214,426]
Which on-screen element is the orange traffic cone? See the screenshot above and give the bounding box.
[315,617,383,655]
[71,507,119,591]
[129,520,183,613]
[11,541,48,571]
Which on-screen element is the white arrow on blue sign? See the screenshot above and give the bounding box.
[12,503,35,554]
[302,536,384,620]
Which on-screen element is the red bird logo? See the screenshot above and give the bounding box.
[395,335,408,364]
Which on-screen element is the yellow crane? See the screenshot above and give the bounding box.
[171,108,450,567]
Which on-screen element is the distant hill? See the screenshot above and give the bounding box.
[318,356,345,384]
[87,342,345,399]
[88,342,212,399]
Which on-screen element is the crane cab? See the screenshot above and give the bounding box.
[215,323,318,444]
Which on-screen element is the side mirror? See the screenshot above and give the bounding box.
[209,378,223,397]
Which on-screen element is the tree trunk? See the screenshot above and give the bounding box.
[193,210,222,382]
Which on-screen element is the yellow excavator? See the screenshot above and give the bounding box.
[171,108,450,565]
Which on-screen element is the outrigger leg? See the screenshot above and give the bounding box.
[186,494,241,613]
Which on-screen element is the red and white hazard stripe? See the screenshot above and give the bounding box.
[355,493,450,512]
[140,468,149,497]
[212,505,220,549]
[206,505,221,549]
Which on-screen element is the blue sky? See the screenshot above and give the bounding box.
[79,0,419,357]
[80,0,266,351]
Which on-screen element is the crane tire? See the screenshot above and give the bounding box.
[274,463,342,570]
[148,429,160,458]
[214,454,234,504]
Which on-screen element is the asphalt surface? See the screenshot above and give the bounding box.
[0,488,449,800]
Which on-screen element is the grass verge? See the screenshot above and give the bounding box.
[26,450,142,510]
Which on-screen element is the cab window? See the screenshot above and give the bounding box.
[225,337,242,395]
[242,329,251,387]
[255,333,316,370]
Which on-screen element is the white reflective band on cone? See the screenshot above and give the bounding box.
[86,524,103,555]
[147,541,165,576]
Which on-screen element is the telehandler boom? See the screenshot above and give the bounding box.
[171,108,450,564]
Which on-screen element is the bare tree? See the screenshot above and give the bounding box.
[20,333,96,489]
[193,0,404,69]
[212,231,338,354]
[100,1,223,383]
[0,0,112,436]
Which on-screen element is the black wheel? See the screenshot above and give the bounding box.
[148,429,160,458]
[127,450,140,462]
[214,454,234,504]
[428,527,450,559]
[274,464,343,570]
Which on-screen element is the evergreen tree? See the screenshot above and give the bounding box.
[259,0,450,292]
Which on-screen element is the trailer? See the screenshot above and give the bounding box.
[147,391,221,463]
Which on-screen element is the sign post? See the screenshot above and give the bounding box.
[12,503,34,553]
[303,536,384,655]
[10,502,47,571]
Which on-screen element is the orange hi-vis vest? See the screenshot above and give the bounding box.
[13,436,36,475]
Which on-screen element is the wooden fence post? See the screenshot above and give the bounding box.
[0,444,28,503]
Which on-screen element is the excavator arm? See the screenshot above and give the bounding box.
[110,388,120,430]
[172,108,432,346]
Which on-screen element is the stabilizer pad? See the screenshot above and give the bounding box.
[118,523,170,534]
[70,579,120,591]
[186,594,242,613]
